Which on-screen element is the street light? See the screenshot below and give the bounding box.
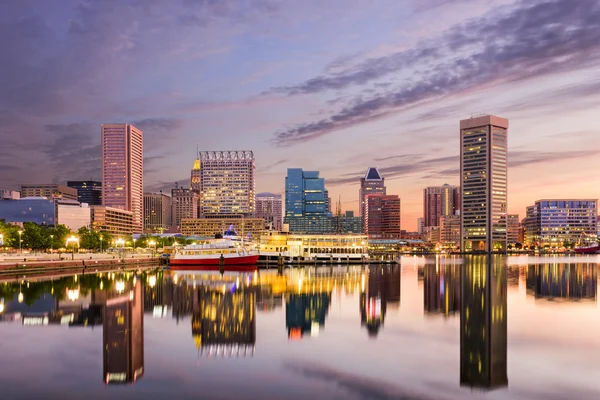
[66,236,79,260]
[99,235,103,253]
[18,230,23,253]
[148,240,156,257]
[50,234,54,255]
[116,238,125,259]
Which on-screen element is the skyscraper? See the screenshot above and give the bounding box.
[423,184,459,228]
[171,186,198,231]
[255,192,283,231]
[359,168,386,218]
[195,151,255,217]
[284,168,332,233]
[143,192,172,233]
[460,115,508,253]
[67,181,103,205]
[190,156,201,194]
[101,124,144,233]
[364,194,401,239]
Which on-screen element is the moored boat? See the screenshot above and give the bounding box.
[170,239,259,268]
[574,243,600,254]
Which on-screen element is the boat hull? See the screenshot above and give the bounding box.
[574,245,600,254]
[169,254,259,267]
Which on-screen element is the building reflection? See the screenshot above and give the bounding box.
[526,264,597,301]
[192,285,256,357]
[424,263,460,317]
[460,256,508,390]
[286,292,331,339]
[360,265,400,337]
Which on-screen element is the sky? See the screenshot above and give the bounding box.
[1,0,600,230]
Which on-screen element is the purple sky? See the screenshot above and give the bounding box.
[1,0,600,230]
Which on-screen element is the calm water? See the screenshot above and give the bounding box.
[1,255,599,400]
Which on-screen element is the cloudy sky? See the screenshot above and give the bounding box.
[1,0,600,229]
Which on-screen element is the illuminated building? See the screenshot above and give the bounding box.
[171,186,198,231]
[460,256,507,389]
[460,115,508,253]
[101,124,143,233]
[20,184,78,201]
[526,264,597,300]
[255,192,283,231]
[143,192,172,233]
[522,200,597,247]
[103,279,144,384]
[67,181,102,205]
[286,292,331,339]
[423,184,459,228]
[506,214,520,246]
[190,155,201,194]
[180,215,264,238]
[284,168,333,234]
[196,150,255,217]
[364,194,401,239]
[360,265,400,337]
[423,264,460,316]
[192,286,256,356]
[360,168,386,220]
[440,215,460,246]
[90,205,134,235]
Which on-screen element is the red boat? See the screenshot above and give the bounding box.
[574,243,600,254]
[169,239,259,268]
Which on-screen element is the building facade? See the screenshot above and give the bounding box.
[56,201,91,231]
[180,215,264,238]
[506,214,520,246]
[423,184,459,228]
[460,115,508,253]
[196,151,255,217]
[255,192,283,231]
[67,181,102,205]
[190,156,201,194]
[101,124,143,233]
[20,184,78,201]
[364,194,401,239]
[0,189,20,200]
[359,168,386,218]
[91,205,134,235]
[0,198,56,225]
[171,187,198,231]
[284,168,332,234]
[143,192,172,233]
[440,214,460,246]
[522,200,597,247]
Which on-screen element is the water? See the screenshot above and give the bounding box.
[0,255,599,400]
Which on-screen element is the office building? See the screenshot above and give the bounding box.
[67,181,102,206]
[423,184,459,228]
[180,215,264,238]
[20,184,78,201]
[460,256,508,389]
[522,200,597,247]
[0,189,20,200]
[339,210,363,234]
[101,124,143,233]
[0,197,55,225]
[417,217,425,234]
[143,192,172,233]
[359,168,386,219]
[440,214,460,246]
[195,150,255,217]
[284,168,332,234]
[506,214,520,246]
[91,206,134,235]
[364,194,401,239]
[56,201,91,231]
[171,187,198,231]
[255,192,283,231]
[103,279,144,384]
[460,115,508,253]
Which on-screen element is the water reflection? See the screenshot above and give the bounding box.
[460,256,508,390]
[526,263,597,301]
[359,265,400,337]
[424,263,460,317]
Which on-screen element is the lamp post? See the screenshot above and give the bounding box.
[18,230,23,253]
[66,236,79,260]
[116,238,125,259]
[50,234,54,255]
[148,240,156,258]
[99,235,103,253]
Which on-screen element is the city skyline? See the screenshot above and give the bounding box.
[2,1,600,230]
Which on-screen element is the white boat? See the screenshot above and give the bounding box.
[170,239,259,269]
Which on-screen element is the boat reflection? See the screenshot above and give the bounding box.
[359,265,400,337]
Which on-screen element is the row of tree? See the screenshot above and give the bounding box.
[0,219,194,251]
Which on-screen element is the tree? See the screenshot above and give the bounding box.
[515,242,523,250]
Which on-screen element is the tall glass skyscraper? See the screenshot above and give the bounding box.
[284,168,331,233]
[460,115,508,253]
